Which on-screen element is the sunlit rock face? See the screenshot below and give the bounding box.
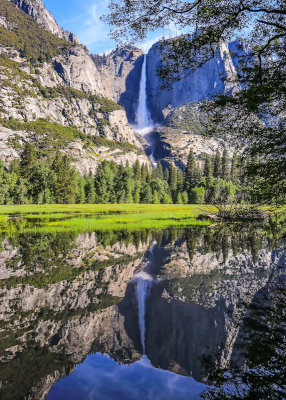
[11,0,77,42]
[94,46,144,123]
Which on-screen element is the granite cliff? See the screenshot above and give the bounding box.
[96,39,244,167]
[0,0,247,172]
[11,0,77,42]
[0,0,150,173]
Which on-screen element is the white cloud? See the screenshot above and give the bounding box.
[74,1,117,53]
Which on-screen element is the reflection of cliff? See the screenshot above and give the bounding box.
[0,232,151,400]
[126,229,285,384]
[0,227,285,399]
[201,273,286,399]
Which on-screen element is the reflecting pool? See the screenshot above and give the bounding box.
[0,222,285,399]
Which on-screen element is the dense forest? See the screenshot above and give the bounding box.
[0,143,275,205]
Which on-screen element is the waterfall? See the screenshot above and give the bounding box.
[134,54,154,135]
[132,241,157,353]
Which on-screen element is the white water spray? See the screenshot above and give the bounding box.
[132,241,157,353]
[134,54,154,134]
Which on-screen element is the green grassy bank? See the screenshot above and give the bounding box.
[0,204,218,232]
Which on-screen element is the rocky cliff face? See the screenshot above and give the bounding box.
[0,1,150,172]
[11,0,77,42]
[146,40,239,122]
[94,46,144,122]
[91,39,244,165]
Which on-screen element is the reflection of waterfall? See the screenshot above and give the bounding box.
[134,272,153,353]
[132,241,157,353]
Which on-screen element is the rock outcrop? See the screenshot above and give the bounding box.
[94,46,144,122]
[146,40,239,122]
[0,1,151,172]
[11,0,77,42]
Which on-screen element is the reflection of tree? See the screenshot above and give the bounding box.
[201,277,286,399]
[5,232,77,272]
[185,220,286,264]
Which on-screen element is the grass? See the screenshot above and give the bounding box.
[0,204,217,233]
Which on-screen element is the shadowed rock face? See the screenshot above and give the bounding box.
[146,41,239,122]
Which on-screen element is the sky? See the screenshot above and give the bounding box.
[43,0,165,55]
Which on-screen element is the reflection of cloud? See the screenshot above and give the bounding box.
[48,353,205,400]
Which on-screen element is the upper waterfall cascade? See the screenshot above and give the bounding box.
[134,54,154,135]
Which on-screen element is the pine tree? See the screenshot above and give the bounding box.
[182,191,188,204]
[203,155,213,184]
[162,193,172,204]
[168,164,177,190]
[140,183,153,203]
[134,187,140,203]
[156,162,163,180]
[85,172,96,203]
[141,163,148,182]
[231,153,240,185]
[221,149,230,181]
[20,143,36,180]
[176,192,183,204]
[164,167,169,182]
[213,150,221,178]
[153,190,160,204]
[133,160,141,180]
[51,154,77,204]
[184,149,196,193]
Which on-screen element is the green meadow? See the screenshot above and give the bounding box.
[0,204,218,233]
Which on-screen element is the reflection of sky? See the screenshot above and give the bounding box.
[47,353,205,400]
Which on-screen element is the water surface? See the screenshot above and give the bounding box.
[0,222,285,399]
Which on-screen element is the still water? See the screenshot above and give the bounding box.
[0,224,285,399]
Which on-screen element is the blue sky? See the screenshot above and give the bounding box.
[43,0,165,54]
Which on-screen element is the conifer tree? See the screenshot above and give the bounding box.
[221,149,230,181]
[176,192,183,204]
[168,164,177,190]
[184,149,196,193]
[213,150,221,178]
[141,163,148,182]
[164,167,169,183]
[156,162,163,180]
[51,154,76,204]
[153,190,160,204]
[203,155,213,184]
[20,143,36,180]
[85,171,96,203]
[231,153,240,185]
[133,160,141,180]
[182,191,188,204]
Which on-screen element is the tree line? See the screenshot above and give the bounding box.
[0,143,276,205]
